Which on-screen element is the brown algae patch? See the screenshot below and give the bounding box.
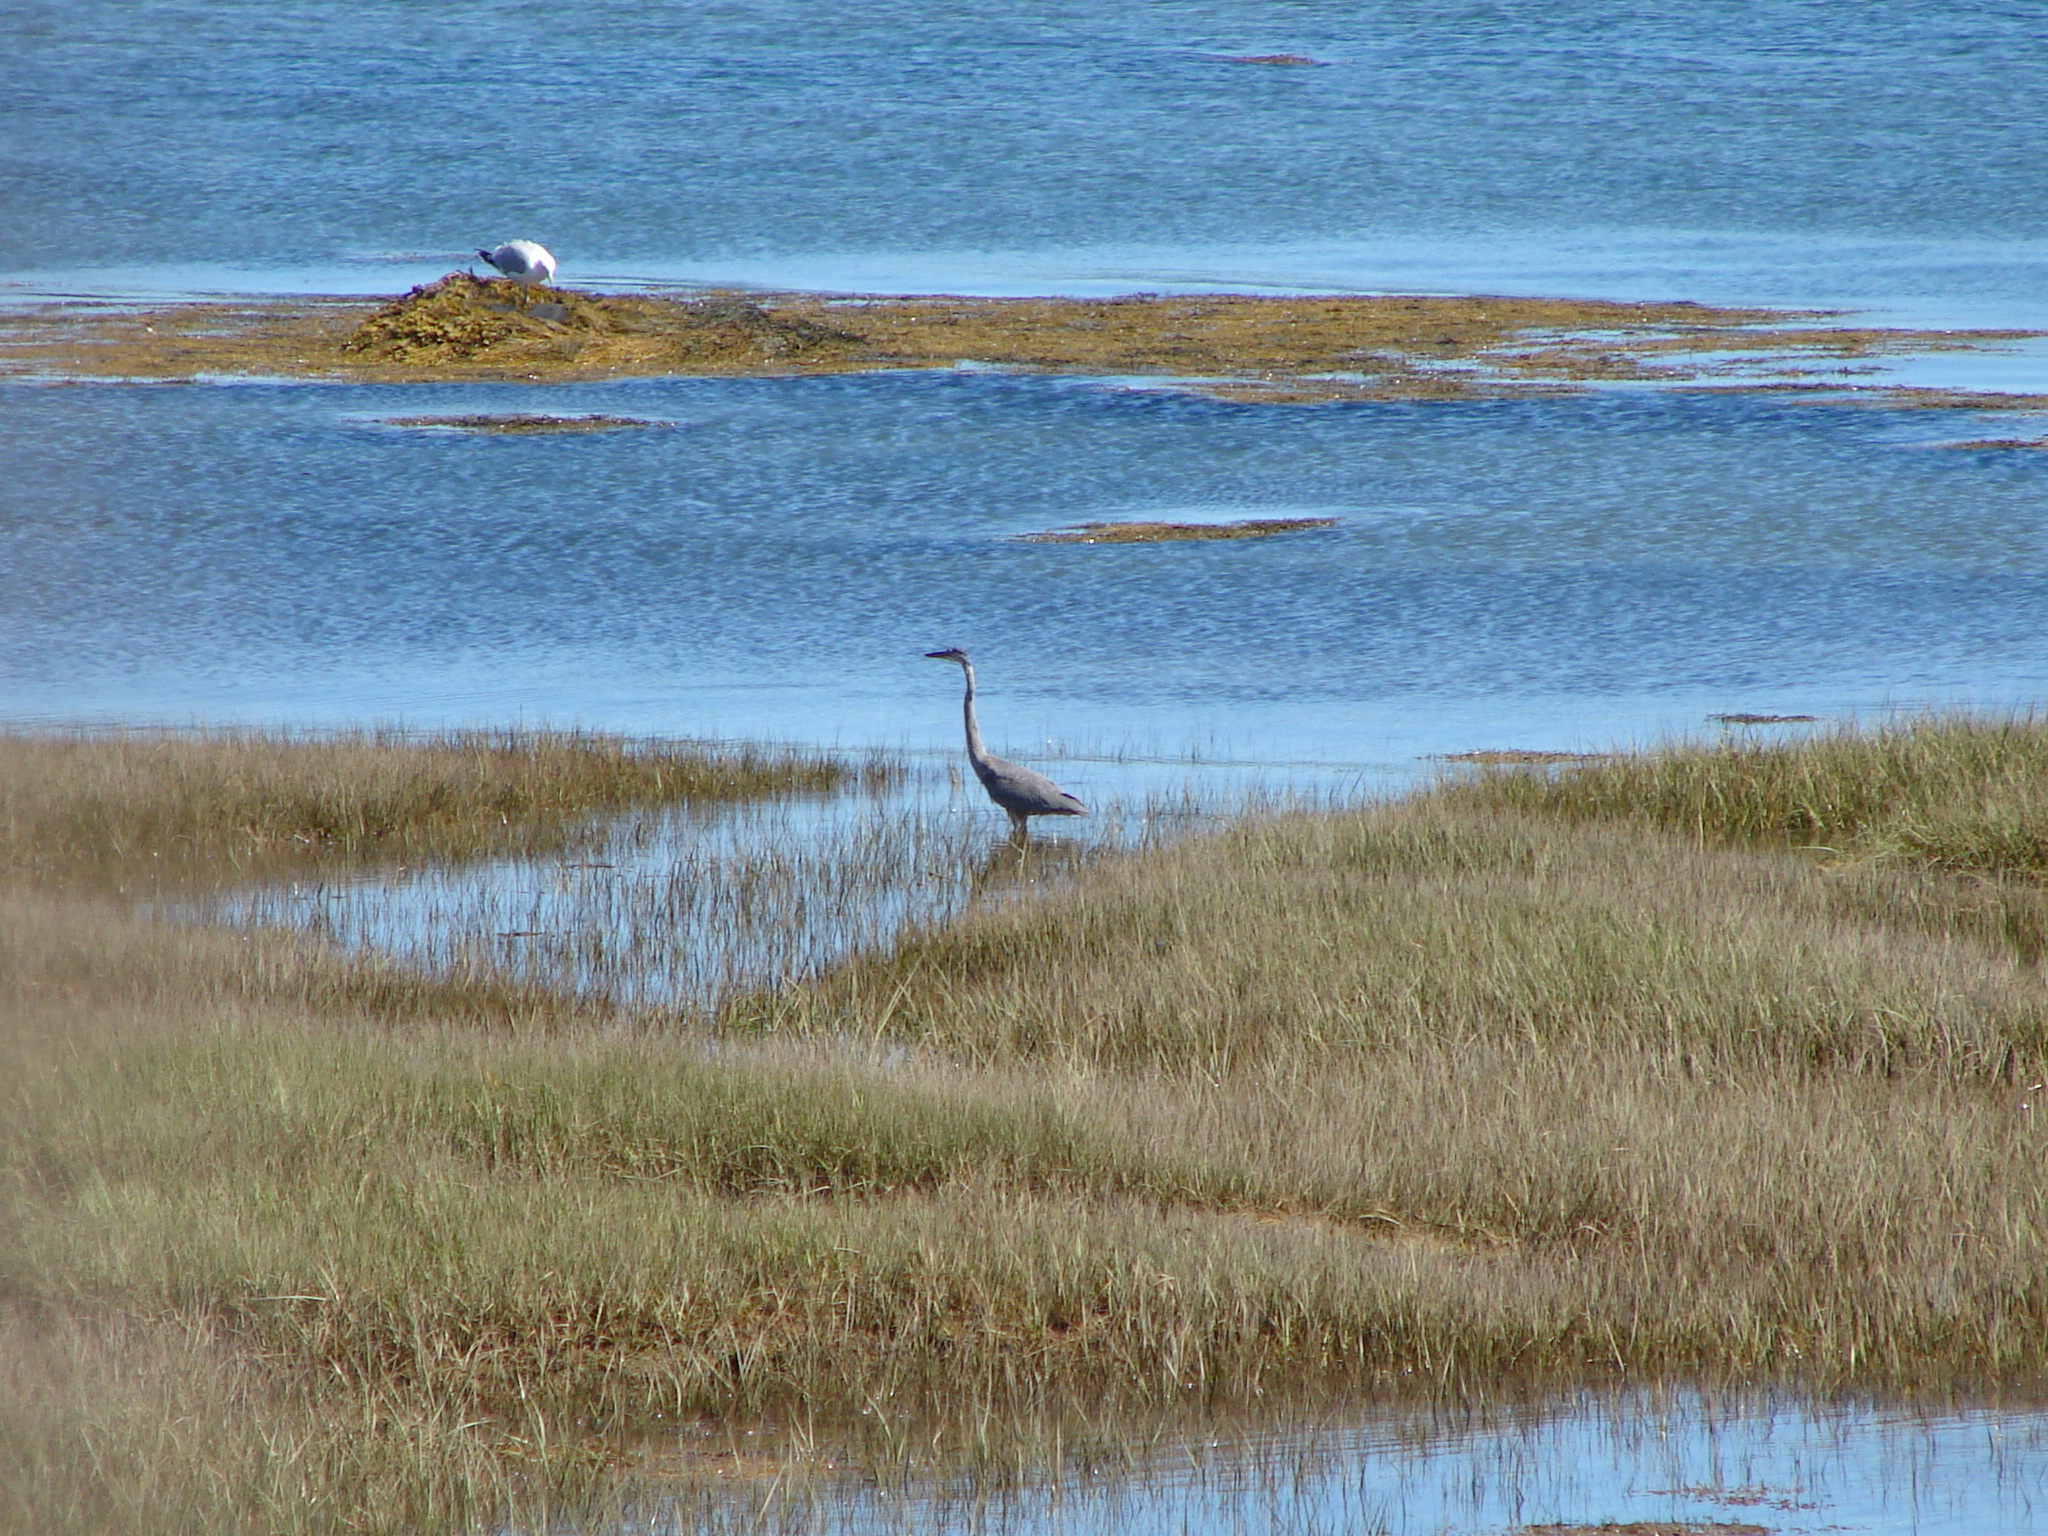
[0,275,2036,400]
[0,294,370,380]
[1797,386,2048,411]
[1438,749,1606,765]
[1938,437,2048,450]
[1023,517,1339,543]
[384,412,667,435]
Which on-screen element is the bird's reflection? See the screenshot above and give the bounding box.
[959,824,1096,909]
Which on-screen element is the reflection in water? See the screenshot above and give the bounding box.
[634,1392,2048,1536]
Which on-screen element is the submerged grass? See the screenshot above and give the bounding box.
[8,716,2048,1531]
[383,413,667,434]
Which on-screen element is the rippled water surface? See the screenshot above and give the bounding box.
[9,0,2048,757]
[6,375,2048,765]
[8,1,2048,319]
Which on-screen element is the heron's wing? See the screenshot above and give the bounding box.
[973,754,1086,815]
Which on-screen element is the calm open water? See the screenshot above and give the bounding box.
[7,0,2048,323]
[11,5,2048,1528]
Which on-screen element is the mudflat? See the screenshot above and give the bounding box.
[3,270,2033,401]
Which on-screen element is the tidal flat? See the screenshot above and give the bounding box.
[5,717,2048,1533]
[3,272,2034,402]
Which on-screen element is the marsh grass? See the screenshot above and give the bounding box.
[10,717,2048,1532]
[0,725,872,885]
[1441,712,2048,873]
[1442,712,2048,958]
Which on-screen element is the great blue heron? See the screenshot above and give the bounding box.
[476,240,557,306]
[926,648,1086,835]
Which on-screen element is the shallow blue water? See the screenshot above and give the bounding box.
[827,1400,2048,1536]
[6,374,2048,767]
[835,1393,2048,1536]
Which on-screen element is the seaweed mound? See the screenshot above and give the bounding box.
[342,273,609,363]
[340,274,868,377]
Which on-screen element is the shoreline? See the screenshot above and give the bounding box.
[3,270,2040,404]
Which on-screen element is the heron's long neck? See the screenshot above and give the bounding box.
[959,662,990,764]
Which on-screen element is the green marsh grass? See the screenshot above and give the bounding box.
[1445,711,2048,873]
[0,724,875,884]
[8,716,2048,1532]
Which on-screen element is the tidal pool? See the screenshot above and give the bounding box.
[208,753,1363,1012]
[620,1391,2048,1536]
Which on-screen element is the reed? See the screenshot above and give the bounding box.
[7,716,2048,1532]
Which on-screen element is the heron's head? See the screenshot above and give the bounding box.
[924,647,970,667]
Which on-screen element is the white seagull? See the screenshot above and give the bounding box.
[475,240,557,304]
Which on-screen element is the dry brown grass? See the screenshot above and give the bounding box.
[7,718,2048,1531]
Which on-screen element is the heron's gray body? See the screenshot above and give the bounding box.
[925,648,1086,833]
